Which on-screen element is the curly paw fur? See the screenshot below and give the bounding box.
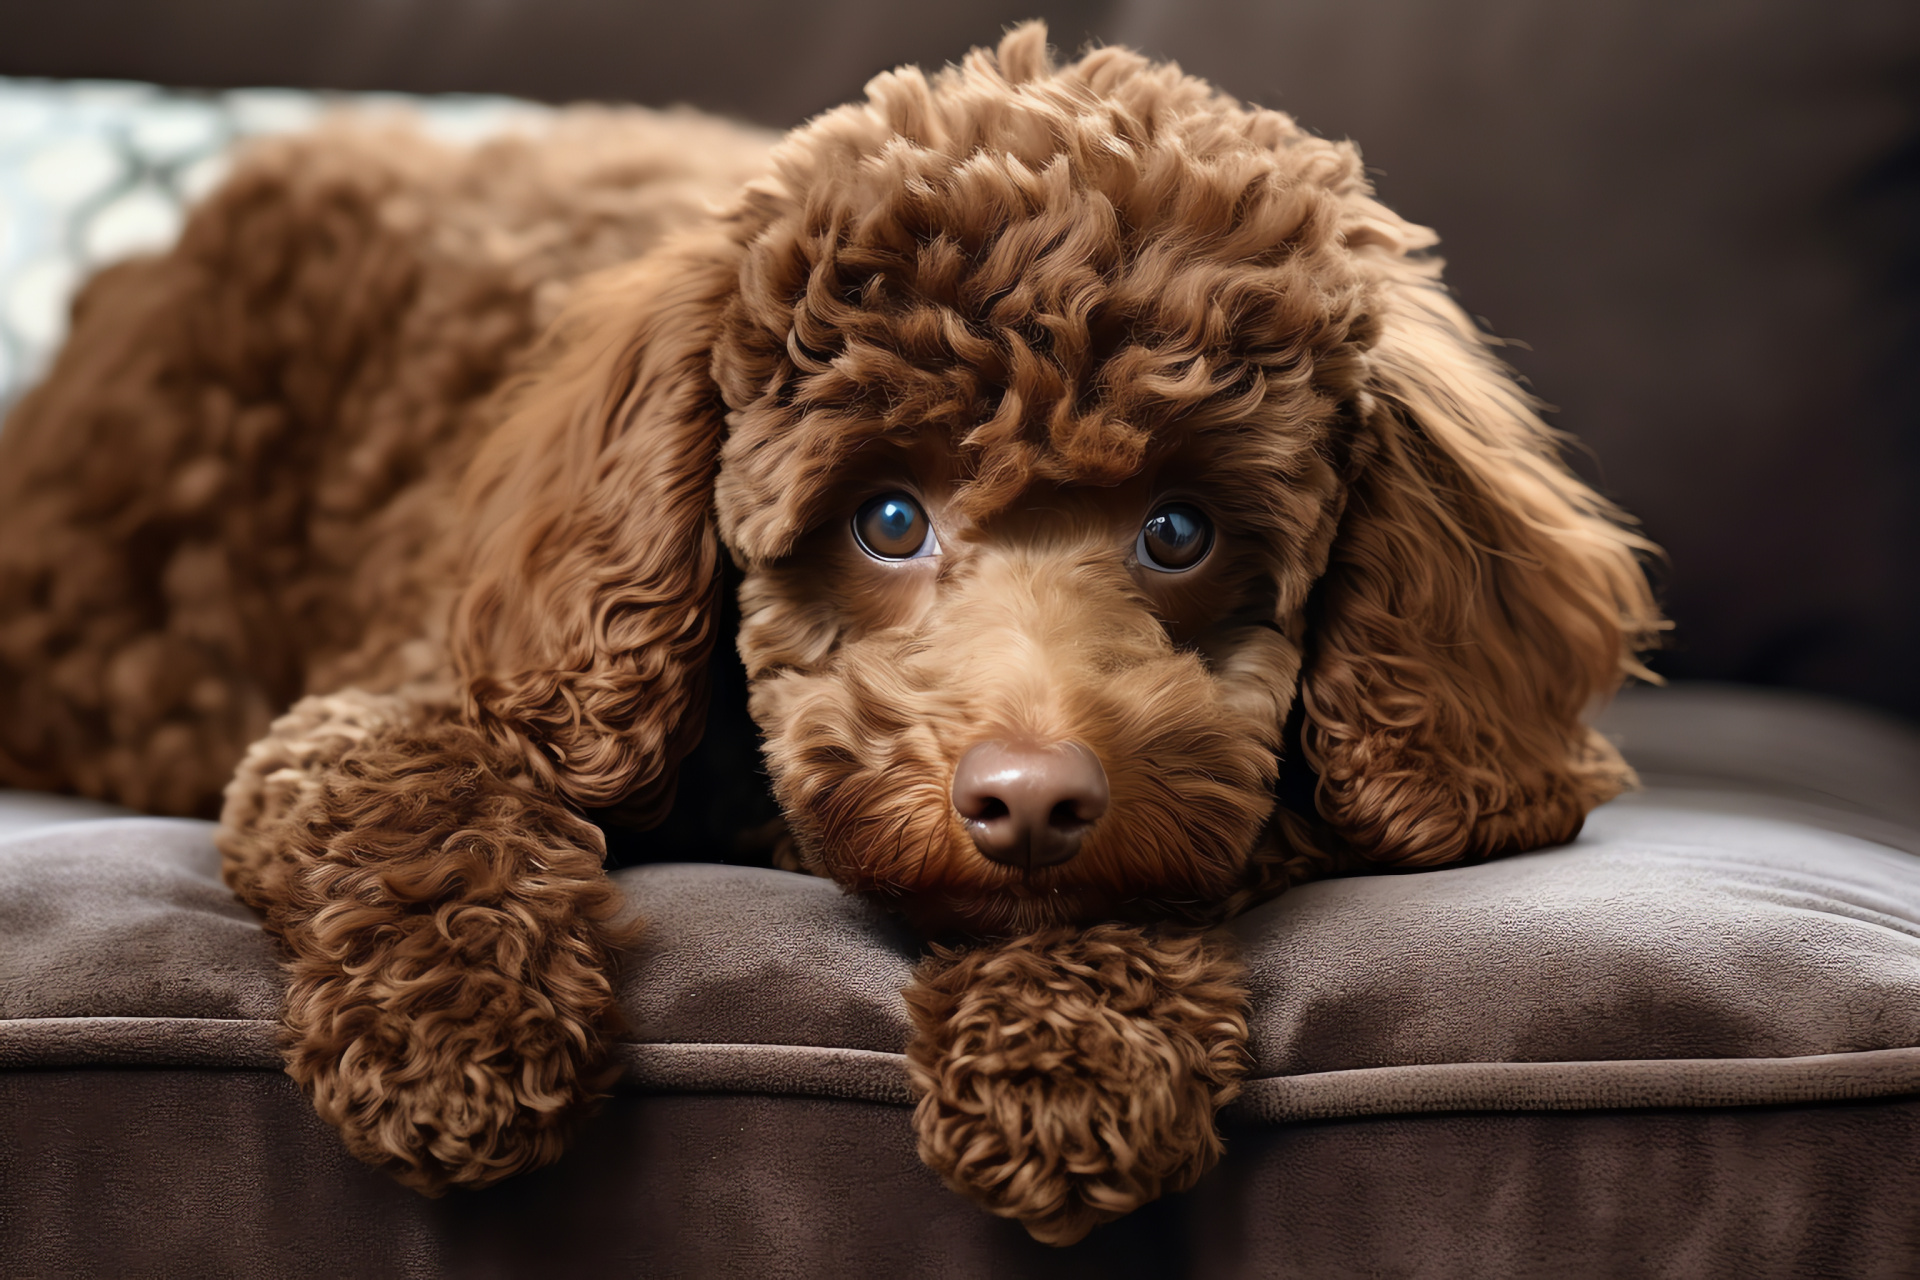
[218,692,639,1192]
[904,924,1250,1245]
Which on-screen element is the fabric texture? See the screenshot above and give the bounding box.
[6,687,1919,1114]
[3,682,1919,1275]
[7,1074,1918,1279]
[0,788,129,838]
[7,790,1920,1114]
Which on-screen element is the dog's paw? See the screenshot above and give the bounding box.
[904,923,1249,1245]
[283,914,626,1194]
[234,702,641,1193]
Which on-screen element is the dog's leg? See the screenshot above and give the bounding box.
[904,924,1249,1245]
[219,690,636,1192]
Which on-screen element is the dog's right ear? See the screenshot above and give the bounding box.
[451,233,745,823]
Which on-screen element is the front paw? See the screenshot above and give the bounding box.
[283,911,627,1194]
[226,698,641,1193]
[904,924,1249,1245]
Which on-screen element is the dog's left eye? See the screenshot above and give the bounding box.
[1137,503,1214,572]
[854,493,939,561]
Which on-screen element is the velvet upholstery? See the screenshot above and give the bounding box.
[4,685,1918,1274]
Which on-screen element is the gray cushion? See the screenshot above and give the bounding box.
[4,684,1918,1122]
[4,682,1919,1277]
[1234,795,1920,1119]
[0,789,132,838]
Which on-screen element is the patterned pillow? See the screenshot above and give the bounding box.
[0,78,545,415]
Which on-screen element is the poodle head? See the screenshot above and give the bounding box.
[453,25,1663,935]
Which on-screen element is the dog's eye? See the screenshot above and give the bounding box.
[853,493,938,561]
[1137,503,1213,572]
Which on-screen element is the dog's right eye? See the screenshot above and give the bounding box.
[1137,503,1214,572]
[853,493,938,561]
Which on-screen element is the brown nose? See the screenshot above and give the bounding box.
[951,739,1110,871]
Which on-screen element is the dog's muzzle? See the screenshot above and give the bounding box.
[950,739,1110,872]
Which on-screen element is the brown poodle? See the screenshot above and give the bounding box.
[0,26,1660,1243]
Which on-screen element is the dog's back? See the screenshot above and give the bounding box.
[0,107,772,815]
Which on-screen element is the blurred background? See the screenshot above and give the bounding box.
[3,0,1917,725]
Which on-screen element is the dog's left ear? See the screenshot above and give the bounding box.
[1299,249,1663,868]
[450,233,745,822]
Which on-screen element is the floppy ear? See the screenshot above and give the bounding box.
[1299,253,1663,867]
[451,232,744,822]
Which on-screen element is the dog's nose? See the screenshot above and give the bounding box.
[951,740,1109,871]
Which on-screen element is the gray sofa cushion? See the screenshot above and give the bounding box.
[1235,794,1920,1119]
[4,682,1920,1277]
[0,788,130,838]
[4,684,1918,1119]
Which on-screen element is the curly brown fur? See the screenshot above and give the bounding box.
[221,689,640,1192]
[0,107,772,818]
[905,924,1249,1245]
[0,22,1664,1224]
[0,107,773,1190]
[693,27,1662,931]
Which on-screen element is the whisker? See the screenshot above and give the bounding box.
[913,812,940,888]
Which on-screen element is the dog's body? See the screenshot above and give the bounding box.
[0,28,1660,1242]
[0,106,775,820]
